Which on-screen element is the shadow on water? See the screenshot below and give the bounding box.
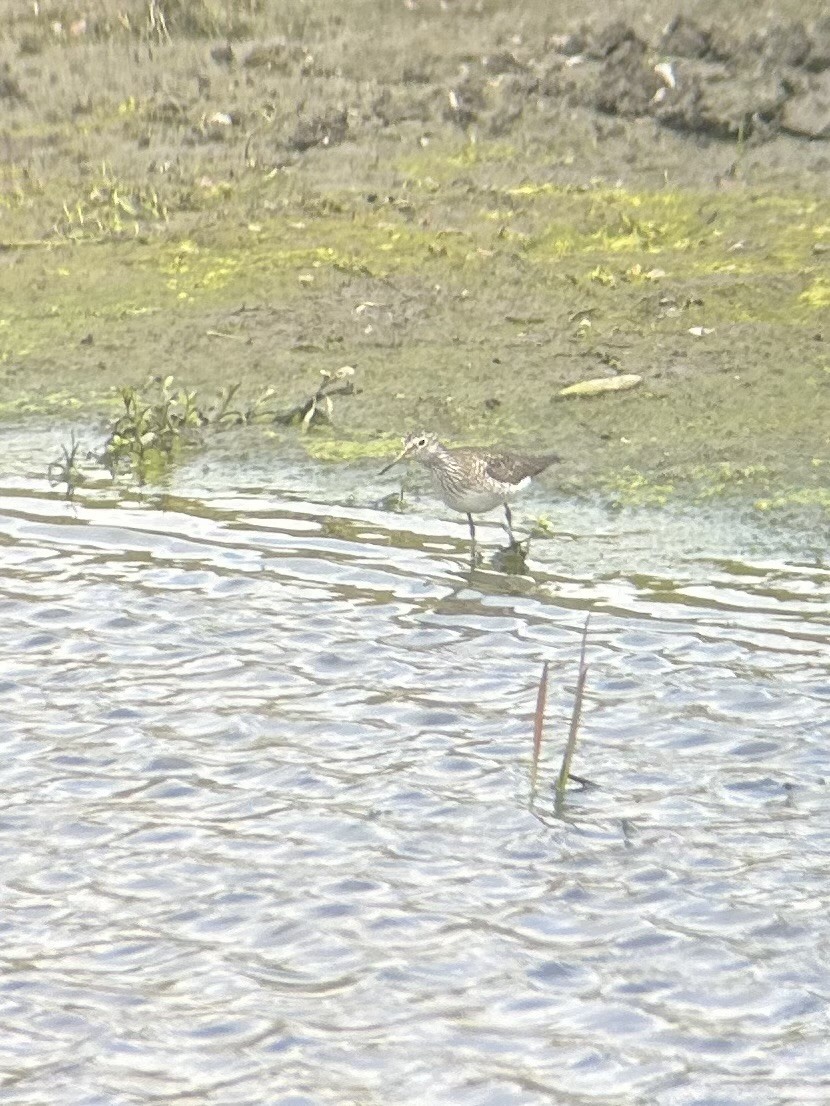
[1,423,829,1105]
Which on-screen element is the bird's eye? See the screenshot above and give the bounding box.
[417,437,427,446]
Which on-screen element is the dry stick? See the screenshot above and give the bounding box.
[529,660,549,800]
[556,614,591,794]
[205,330,249,342]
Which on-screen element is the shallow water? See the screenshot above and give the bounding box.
[1,425,829,1106]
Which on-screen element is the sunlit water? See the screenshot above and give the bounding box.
[1,424,828,1106]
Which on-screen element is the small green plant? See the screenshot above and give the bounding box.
[52,163,169,241]
[47,432,83,497]
[587,265,616,286]
[48,367,359,491]
[103,375,204,477]
[530,514,556,536]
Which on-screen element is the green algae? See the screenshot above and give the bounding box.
[4,154,826,340]
[394,149,828,285]
[2,128,829,504]
[605,468,677,509]
[601,460,828,517]
[799,277,830,309]
[0,391,85,415]
[755,486,830,512]
[303,436,398,462]
[1,210,478,331]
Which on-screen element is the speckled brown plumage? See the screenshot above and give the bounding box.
[379,432,561,547]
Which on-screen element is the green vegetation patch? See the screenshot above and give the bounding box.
[396,143,829,306]
[799,277,830,309]
[602,460,829,517]
[303,436,398,462]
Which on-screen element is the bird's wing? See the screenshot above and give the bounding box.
[485,452,559,485]
[485,453,532,485]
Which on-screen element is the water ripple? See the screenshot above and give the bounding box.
[0,445,828,1105]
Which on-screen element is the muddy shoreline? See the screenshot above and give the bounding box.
[0,1,828,509]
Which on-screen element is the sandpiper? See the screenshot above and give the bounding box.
[379,432,560,546]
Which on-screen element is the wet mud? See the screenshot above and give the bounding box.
[0,0,828,509]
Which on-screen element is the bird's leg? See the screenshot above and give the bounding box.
[466,513,477,546]
[503,503,517,546]
[466,513,482,564]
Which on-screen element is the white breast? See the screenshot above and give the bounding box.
[434,475,530,515]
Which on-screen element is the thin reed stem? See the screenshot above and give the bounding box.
[529,660,549,800]
[556,614,590,793]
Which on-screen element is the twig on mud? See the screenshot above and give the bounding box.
[206,330,250,342]
[209,382,243,423]
[272,365,356,430]
[243,127,262,168]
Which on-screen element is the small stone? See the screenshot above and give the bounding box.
[210,43,234,65]
[559,374,642,397]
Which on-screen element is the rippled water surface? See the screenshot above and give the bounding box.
[1,425,829,1106]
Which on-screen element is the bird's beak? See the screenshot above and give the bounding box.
[379,443,411,475]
